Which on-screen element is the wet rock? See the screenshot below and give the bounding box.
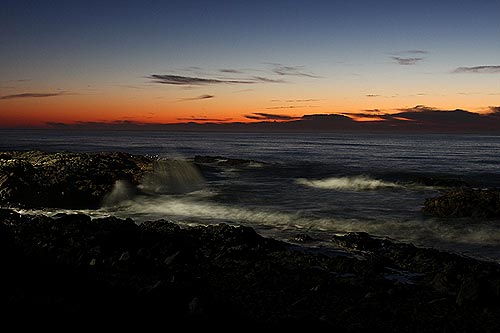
[423,189,500,218]
[0,151,153,209]
[291,233,316,243]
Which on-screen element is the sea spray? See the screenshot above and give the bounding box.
[102,180,137,207]
[140,159,205,194]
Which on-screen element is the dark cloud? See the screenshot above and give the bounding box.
[252,76,286,83]
[388,107,483,125]
[265,106,301,109]
[149,74,254,85]
[46,122,72,128]
[349,105,500,132]
[245,113,299,120]
[265,105,317,110]
[149,74,284,85]
[453,66,500,74]
[219,69,243,74]
[340,112,385,118]
[268,63,321,78]
[0,92,64,100]
[391,57,424,66]
[44,105,500,133]
[487,106,500,115]
[365,94,380,97]
[396,105,434,112]
[179,94,215,102]
[406,50,428,54]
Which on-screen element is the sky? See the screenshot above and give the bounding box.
[0,0,499,131]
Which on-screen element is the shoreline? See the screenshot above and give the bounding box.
[2,209,500,330]
[2,150,500,329]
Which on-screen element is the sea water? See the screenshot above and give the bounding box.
[2,129,500,261]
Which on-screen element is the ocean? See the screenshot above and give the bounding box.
[2,129,500,262]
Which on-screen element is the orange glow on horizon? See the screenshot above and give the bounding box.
[0,88,496,128]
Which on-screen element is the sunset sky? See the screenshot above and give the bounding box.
[1,0,499,129]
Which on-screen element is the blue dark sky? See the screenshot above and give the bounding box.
[0,0,499,127]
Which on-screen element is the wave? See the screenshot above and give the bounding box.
[296,175,402,191]
[15,194,500,261]
[140,159,205,195]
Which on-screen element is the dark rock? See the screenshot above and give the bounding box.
[456,277,482,306]
[3,212,500,331]
[291,233,316,243]
[423,189,500,218]
[0,151,153,208]
[333,232,384,251]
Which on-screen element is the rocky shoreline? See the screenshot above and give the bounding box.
[2,209,500,330]
[2,151,500,330]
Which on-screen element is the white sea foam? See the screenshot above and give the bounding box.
[13,194,500,262]
[296,175,401,191]
[112,196,306,229]
[102,180,137,207]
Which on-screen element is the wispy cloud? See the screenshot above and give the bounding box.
[178,94,215,102]
[245,112,300,120]
[177,116,232,122]
[0,92,64,100]
[406,50,428,55]
[252,76,286,83]
[487,106,500,115]
[283,99,319,102]
[453,66,500,74]
[265,105,318,110]
[149,74,285,85]
[389,50,428,66]
[219,69,243,74]
[268,63,321,78]
[149,74,254,85]
[365,94,380,98]
[391,57,424,66]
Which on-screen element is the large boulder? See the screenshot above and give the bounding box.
[423,189,500,218]
[0,151,153,208]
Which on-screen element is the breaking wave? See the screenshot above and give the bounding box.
[296,175,401,191]
[140,159,205,194]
